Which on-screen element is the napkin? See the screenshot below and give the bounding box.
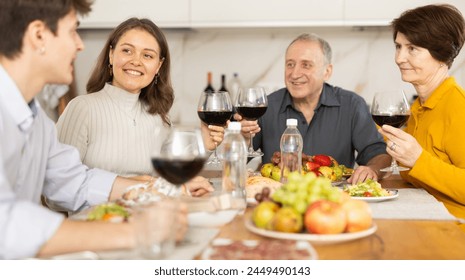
[369,188,457,221]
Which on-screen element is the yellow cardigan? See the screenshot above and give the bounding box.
[401,77,465,230]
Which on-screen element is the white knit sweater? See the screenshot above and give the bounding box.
[56,83,167,176]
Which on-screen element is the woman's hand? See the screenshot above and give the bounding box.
[201,122,225,151]
[378,125,423,168]
[184,176,214,197]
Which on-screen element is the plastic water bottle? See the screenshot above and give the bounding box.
[280,118,303,183]
[220,122,247,214]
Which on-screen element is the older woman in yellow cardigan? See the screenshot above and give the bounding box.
[379,4,465,230]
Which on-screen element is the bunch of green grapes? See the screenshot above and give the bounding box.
[272,172,343,214]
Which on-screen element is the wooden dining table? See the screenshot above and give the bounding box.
[200,172,465,260]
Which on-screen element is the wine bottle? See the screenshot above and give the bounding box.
[204,72,215,93]
[219,74,228,92]
[228,72,242,104]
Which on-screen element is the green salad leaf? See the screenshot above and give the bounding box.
[343,179,389,197]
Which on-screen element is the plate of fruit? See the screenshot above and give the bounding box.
[260,152,352,184]
[247,172,376,245]
[245,219,377,245]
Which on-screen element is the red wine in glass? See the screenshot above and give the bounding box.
[235,106,267,121]
[197,91,233,165]
[151,158,206,185]
[197,111,233,126]
[152,127,207,196]
[235,87,268,157]
[371,90,410,172]
[372,114,409,128]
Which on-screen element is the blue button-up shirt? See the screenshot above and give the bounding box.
[0,65,116,259]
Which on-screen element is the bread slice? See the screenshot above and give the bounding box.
[245,176,283,198]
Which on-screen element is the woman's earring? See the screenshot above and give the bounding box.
[108,64,113,76]
[154,73,159,84]
[39,47,45,55]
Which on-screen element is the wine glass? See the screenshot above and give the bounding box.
[371,90,410,172]
[235,87,268,157]
[151,127,207,196]
[197,91,233,165]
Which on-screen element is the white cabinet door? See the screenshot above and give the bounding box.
[344,0,465,26]
[190,0,344,27]
[79,0,190,28]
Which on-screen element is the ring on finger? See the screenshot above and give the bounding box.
[389,142,397,151]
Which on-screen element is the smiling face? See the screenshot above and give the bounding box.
[394,32,444,87]
[109,28,163,94]
[43,9,84,85]
[284,40,332,101]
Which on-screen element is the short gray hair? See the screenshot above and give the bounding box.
[287,33,332,65]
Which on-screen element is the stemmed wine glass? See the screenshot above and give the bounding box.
[197,91,233,165]
[235,87,268,157]
[371,90,410,172]
[151,127,207,196]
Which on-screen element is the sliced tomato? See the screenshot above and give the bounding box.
[363,191,373,197]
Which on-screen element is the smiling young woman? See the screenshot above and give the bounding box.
[56,18,172,177]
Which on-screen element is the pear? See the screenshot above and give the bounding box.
[252,201,280,229]
[271,165,282,182]
[271,206,303,233]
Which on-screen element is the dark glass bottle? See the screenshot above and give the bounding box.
[219,74,228,92]
[204,72,215,93]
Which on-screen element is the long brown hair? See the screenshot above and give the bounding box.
[86,17,174,125]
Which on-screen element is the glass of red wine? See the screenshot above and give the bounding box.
[235,87,268,157]
[197,91,233,165]
[151,127,207,196]
[371,90,410,172]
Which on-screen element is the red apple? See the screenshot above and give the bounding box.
[341,199,372,232]
[304,200,347,234]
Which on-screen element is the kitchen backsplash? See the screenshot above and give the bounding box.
[74,27,465,125]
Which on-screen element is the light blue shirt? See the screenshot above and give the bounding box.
[0,65,117,259]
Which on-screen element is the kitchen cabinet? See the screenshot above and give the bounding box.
[190,0,344,27]
[344,0,465,26]
[78,0,465,29]
[79,0,189,28]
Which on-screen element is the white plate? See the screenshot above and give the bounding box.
[245,219,377,245]
[351,189,399,202]
[246,197,258,205]
[188,210,238,228]
[200,238,318,260]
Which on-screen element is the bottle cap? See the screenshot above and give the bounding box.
[286,118,298,126]
[228,121,241,131]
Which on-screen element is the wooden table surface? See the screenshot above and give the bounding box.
[207,174,465,260]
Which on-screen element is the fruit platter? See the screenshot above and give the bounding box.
[260,152,353,184]
[247,172,376,244]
